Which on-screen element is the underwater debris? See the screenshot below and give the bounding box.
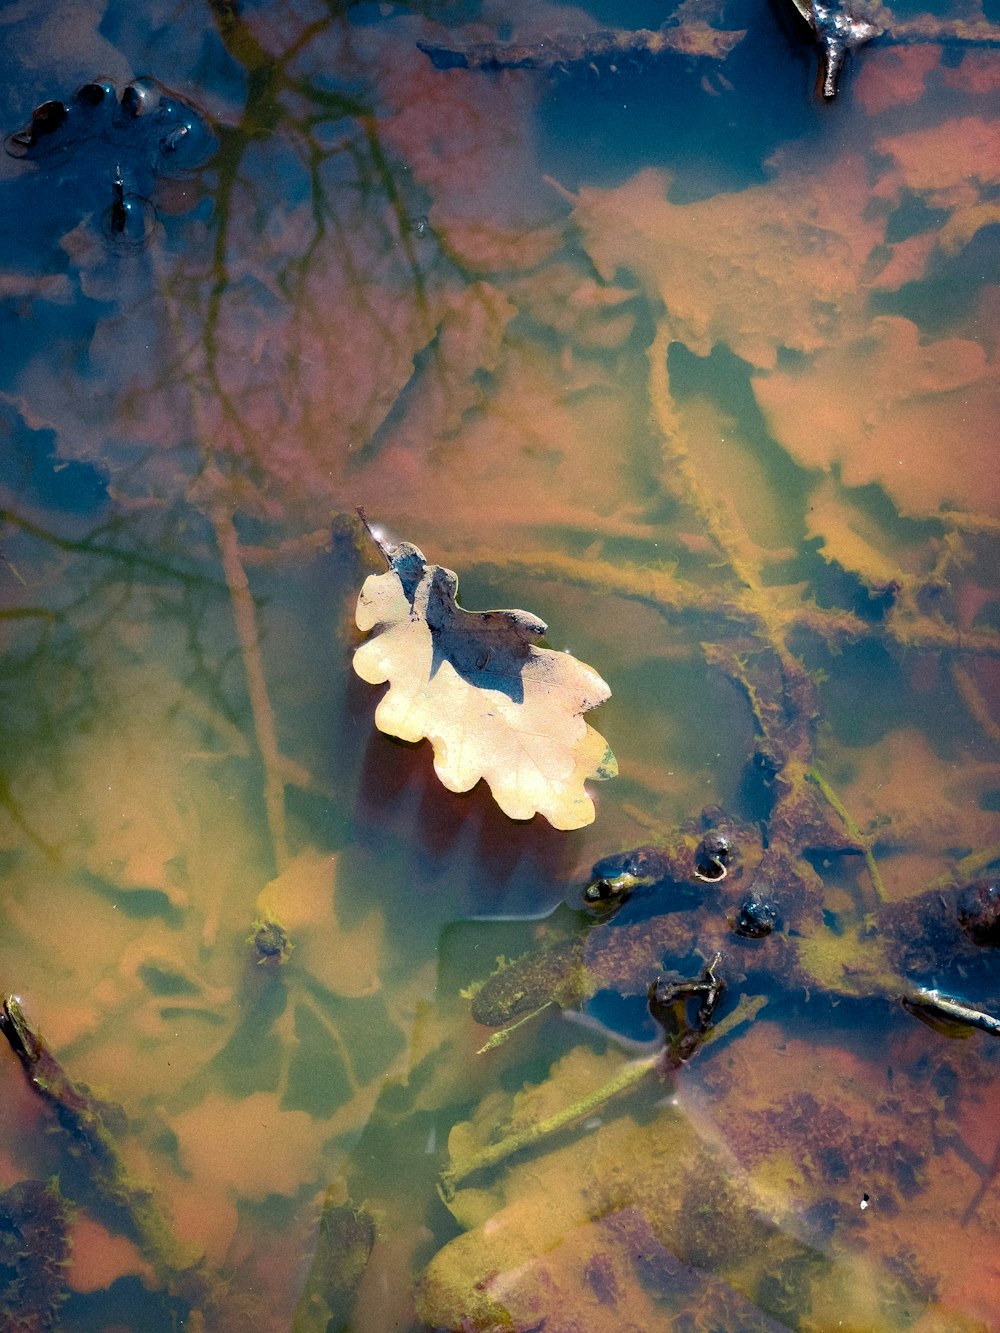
[292,1193,376,1332]
[466,641,1000,1057]
[788,0,880,97]
[0,1178,72,1331]
[648,951,725,1063]
[0,995,227,1318]
[470,813,1000,1041]
[417,0,999,101]
[425,1029,961,1330]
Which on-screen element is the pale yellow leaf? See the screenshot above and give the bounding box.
[353,542,617,830]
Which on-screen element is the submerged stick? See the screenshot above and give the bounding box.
[208,489,289,872]
[419,19,744,70]
[418,0,999,99]
[0,994,228,1316]
[806,768,888,902]
[476,1001,554,1053]
[902,986,1000,1038]
[442,994,767,1195]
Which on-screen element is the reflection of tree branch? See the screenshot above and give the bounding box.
[145,1,447,875]
[0,772,60,861]
[952,661,1000,747]
[0,507,223,590]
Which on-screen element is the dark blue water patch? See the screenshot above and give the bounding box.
[0,410,109,516]
[583,0,680,25]
[136,962,201,997]
[283,999,353,1117]
[884,191,952,245]
[61,1276,186,1331]
[585,985,663,1042]
[668,341,814,542]
[532,0,824,195]
[803,547,900,622]
[871,223,1000,337]
[76,871,185,926]
[352,0,483,25]
[807,637,911,746]
[208,974,289,1099]
[736,749,781,825]
[805,633,986,755]
[881,0,956,15]
[4,76,216,253]
[972,600,1000,633]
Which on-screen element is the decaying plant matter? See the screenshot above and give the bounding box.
[0,996,238,1325]
[425,642,1000,1328]
[418,0,1000,98]
[445,636,999,1198]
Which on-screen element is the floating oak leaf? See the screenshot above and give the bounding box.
[353,539,617,829]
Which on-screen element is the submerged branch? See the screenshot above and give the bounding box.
[476,1002,554,1053]
[419,18,745,71]
[442,995,766,1195]
[462,548,1000,659]
[902,986,1000,1037]
[806,769,888,902]
[418,2,999,78]
[0,995,230,1316]
[207,483,289,872]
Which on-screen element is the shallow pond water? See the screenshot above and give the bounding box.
[1,0,999,1328]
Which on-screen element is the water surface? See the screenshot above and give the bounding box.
[1,0,999,1327]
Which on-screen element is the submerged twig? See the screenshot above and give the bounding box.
[419,17,744,71]
[806,768,888,902]
[0,994,230,1318]
[952,662,1000,749]
[442,994,766,1195]
[477,1001,554,1053]
[902,986,1000,1038]
[460,547,1000,660]
[417,0,999,101]
[207,482,289,871]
